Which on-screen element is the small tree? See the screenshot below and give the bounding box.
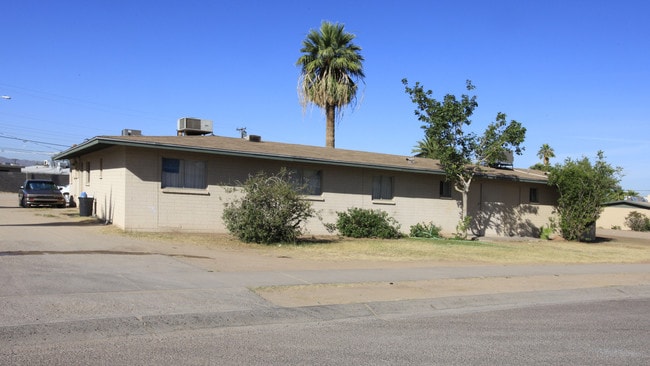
[547,151,622,241]
[403,79,526,238]
[222,170,315,244]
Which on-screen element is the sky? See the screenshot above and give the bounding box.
[1,0,648,194]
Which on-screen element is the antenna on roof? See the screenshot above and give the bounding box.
[236,127,247,139]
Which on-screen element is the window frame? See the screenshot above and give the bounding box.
[84,161,90,186]
[372,175,394,200]
[289,168,322,196]
[439,180,452,198]
[161,157,207,190]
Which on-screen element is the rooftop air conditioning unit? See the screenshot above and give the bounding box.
[122,129,142,136]
[177,117,213,135]
[492,150,514,170]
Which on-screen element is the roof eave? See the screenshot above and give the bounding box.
[54,138,105,160]
[55,137,549,183]
[54,136,448,175]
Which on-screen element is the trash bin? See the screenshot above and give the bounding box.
[79,197,94,217]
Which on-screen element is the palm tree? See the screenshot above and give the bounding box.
[297,21,365,148]
[537,143,555,167]
[413,133,439,158]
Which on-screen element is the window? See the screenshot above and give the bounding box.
[289,168,322,195]
[99,158,103,179]
[372,176,393,200]
[529,188,539,203]
[85,162,90,186]
[162,158,207,189]
[439,180,452,198]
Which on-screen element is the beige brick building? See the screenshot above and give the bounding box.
[55,135,557,238]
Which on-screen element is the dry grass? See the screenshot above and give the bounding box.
[39,205,649,265]
[273,237,649,264]
[107,229,649,264]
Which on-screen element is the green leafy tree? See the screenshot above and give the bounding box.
[297,21,365,148]
[403,79,526,238]
[609,188,640,201]
[529,162,547,171]
[536,143,555,169]
[547,151,622,241]
[222,170,315,244]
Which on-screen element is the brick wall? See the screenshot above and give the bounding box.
[76,145,558,238]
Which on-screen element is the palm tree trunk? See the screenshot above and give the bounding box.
[326,103,336,148]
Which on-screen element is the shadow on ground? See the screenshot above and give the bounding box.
[0,219,104,227]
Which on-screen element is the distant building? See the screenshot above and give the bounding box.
[599,199,650,230]
[0,163,25,192]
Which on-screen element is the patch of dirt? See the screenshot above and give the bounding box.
[255,272,650,307]
[595,228,650,245]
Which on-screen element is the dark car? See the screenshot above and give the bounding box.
[19,179,66,208]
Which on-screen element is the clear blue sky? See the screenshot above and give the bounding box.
[1,0,648,194]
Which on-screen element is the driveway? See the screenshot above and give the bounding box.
[1,190,648,318]
[1,192,650,364]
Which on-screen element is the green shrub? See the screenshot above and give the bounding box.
[222,170,315,244]
[409,222,442,238]
[539,225,554,240]
[336,208,401,239]
[454,216,472,240]
[624,211,650,232]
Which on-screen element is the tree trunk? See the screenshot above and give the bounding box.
[454,176,473,239]
[461,189,468,222]
[326,104,336,148]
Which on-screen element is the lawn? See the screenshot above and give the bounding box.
[111,229,650,265]
[42,206,650,265]
[263,236,650,264]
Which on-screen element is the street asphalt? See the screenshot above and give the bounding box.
[1,192,649,364]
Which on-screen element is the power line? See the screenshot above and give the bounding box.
[0,134,70,148]
[0,83,170,124]
[0,147,60,155]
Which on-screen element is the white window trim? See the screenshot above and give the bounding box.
[372,200,396,206]
[161,187,210,196]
